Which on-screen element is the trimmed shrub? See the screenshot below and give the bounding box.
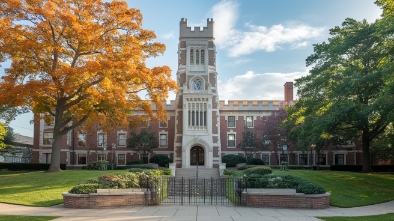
[223,169,244,176]
[158,168,171,175]
[246,158,265,165]
[129,168,144,173]
[149,154,171,167]
[126,160,143,165]
[222,154,246,167]
[128,164,153,169]
[85,161,109,170]
[69,184,99,194]
[296,182,326,194]
[238,164,259,170]
[244,166,273,176]
[0,163,66,171]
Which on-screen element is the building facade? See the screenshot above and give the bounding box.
[32,18,363,168]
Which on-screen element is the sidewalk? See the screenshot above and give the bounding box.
[1,201,394,221]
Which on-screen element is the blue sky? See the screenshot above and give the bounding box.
[2,0,383,136]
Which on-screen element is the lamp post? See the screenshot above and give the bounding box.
[311,144,316,170]
[112,143,116,170]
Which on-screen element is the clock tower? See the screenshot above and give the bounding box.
[174,18,221,168]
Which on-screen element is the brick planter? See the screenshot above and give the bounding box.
[241,189,330,209]
[63,189,152,209]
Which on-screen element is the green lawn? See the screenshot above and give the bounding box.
[0,215,59,221]
[274,169,394,208]
[0,170,127,207]
[318,213,394,221]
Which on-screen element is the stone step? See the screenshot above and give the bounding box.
[175,168,220,179]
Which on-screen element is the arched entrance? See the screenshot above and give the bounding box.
[190,146,204,166]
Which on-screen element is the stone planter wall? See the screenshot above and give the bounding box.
[63,188,151,209]
[241,189,330,209]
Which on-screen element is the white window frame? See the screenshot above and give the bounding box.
[298,153,309,165]
[97,154,107,161]
[227,133,236,148]
[78,133,87,147]
[228,116,236,128]
[43,132,53,145]
[77,153,87,165]
[97,132,107,148]
[245,116,254,128]
[261,154,270,165]
[159,133,168,147]
[117,154,126,166]
[117,132,127,147]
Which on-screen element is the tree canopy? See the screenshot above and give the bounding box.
[287,1,394,172]
[127,129,158,164]
[0,0,177,171]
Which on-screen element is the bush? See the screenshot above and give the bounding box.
[246,158,265,165]
[126,160,143,165]
[69,184,99,194]
[128,164,153,169]
[222,154,246,167]
[238,164,259,170]
[149,154,171,167]
[296,182,326,194]
[0,163,66,171]
[223,169,244,176]
[158,168,172,175]
[244,166,273,176]
[129,168,144,173]
[84,161,109,170]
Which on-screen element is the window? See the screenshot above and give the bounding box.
[160,134,168,147]
[159,121,167,128]
[280,154,288,163]
[118,154,126,165]
[78,133,86,146]
[261,154,269,165]
[97,132,107,147]
[141,118,149,128]
[97,154,107,161]
[43,132,53,145]
[188,103,207,129]
[201,49,205,64]
[190,48,194,64]
[318,154,327,165]
[117,133,126,146]
[77,154,87,165]
[227,134,235,148]
[299,154,308,165]
[44,153,51,164]
[335,154,345,165]
[228,116,235,127]
[196,49,199,65]
[245,116,254,128]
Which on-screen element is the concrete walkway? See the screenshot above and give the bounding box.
[1,201,394,221]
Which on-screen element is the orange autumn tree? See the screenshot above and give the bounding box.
[0,0,177,172]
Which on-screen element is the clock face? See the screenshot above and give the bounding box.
[192,79,202,90]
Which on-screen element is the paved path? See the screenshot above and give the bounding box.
[1,201,394,221]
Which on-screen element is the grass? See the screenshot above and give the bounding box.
[317,213,394,221]
[0,170,127,206]
[0,215,59,221]
[274,169,394,207]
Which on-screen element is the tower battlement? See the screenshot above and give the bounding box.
[180,18,214,38]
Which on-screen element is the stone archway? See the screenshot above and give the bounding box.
[190,146,204,166]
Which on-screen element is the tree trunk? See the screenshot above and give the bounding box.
[47,133,63,172]
[362,130,372,172]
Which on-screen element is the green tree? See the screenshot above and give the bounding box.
[292,6,394,172]
[0,123,14,149]
[127,129,158,164]
[238,130,260,160]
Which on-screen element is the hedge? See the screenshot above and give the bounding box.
[0,163,67,171]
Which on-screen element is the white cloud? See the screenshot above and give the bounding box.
[161,32,175,39]
[210,0,324,57]
[218,69,309,101]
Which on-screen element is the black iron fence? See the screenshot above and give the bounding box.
[147,177,246,205]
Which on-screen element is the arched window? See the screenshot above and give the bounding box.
[196,49,199,65]
[190,48,194,65]
[201,49,205,64]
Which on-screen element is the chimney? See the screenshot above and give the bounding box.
[284,82,294,102]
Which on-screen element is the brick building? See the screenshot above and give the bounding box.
[32,18,363,168]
